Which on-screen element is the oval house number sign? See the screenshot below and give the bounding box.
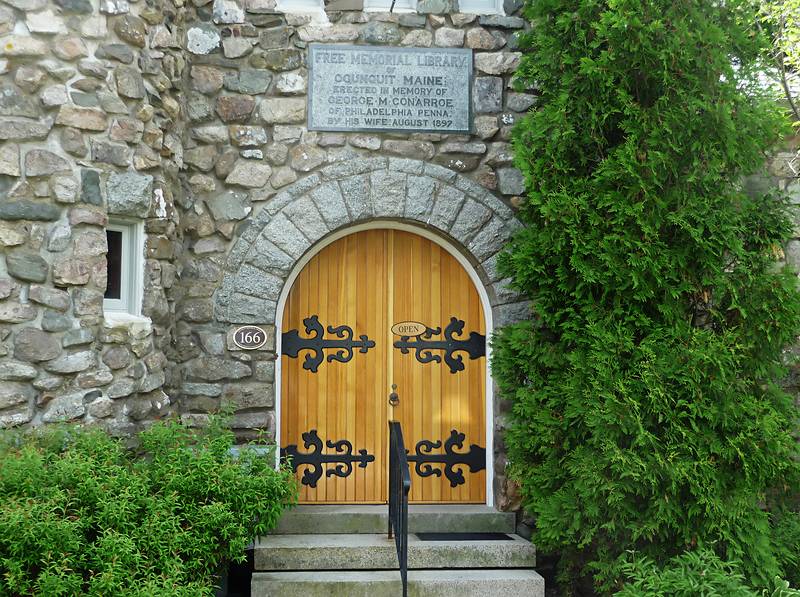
[391,321,427,336]
[232,325,269,350]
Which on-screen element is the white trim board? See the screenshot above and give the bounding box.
[363,0,417,12]
[458,0,504,14]
[274,221,496,508]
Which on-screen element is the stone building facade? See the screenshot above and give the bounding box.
[0,0,798,510]
[0,0,534,507]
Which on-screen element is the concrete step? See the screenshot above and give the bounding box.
[254,533,536,571]
[270,505,516,535]
[252,569,545,596]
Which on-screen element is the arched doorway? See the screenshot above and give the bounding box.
[278,226,490,504]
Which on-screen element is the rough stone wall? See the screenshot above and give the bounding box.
[761,142,800,402]
[164,0,534,468]
[0,0,185,432]
[0,0,532,506]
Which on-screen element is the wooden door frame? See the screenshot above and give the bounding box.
[274,221,496,507]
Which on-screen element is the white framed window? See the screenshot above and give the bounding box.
[457,0,504,14]
[103,220,144,318]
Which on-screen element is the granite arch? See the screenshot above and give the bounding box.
[215,157,529,328]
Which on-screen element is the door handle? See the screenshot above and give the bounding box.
[388,384,399,407]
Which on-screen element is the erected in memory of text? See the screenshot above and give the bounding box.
[308,44,473,134]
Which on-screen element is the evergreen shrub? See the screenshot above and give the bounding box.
[0,419,297,596]
[772,508,800,586]
[492,0,800,590]
[617,549,800,597]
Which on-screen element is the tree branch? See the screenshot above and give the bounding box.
[777,13,800,122]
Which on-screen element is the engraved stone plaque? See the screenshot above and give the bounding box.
[308,43,472,134]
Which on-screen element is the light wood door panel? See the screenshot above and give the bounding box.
[281,229,486,504]
[389,231,486,504]
[281,230,389,504]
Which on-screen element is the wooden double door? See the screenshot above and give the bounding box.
[280,229,487,504]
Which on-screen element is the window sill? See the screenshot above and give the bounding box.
[275,4,330,21]
[103,312,152,333]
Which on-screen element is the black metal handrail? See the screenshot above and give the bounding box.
[388,421,411,597]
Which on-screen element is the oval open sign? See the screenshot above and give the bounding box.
[391,321,427,337]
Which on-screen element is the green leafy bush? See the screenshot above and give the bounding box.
[617,549,800,597]
[772,508,800,586]
[0,419,297,596]
[492,0,800,590]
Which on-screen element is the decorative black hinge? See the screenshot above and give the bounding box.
[393,317,485,374]
[281,429,375,488]
[282,315,376,373]
[407,429,486,488]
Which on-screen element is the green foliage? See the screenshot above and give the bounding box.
[0,419,297,596]
[761,0,800,127]
[617,549,763,596]
[772,508,800,586]
[492,0,800,591]
[617,549,800,597]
